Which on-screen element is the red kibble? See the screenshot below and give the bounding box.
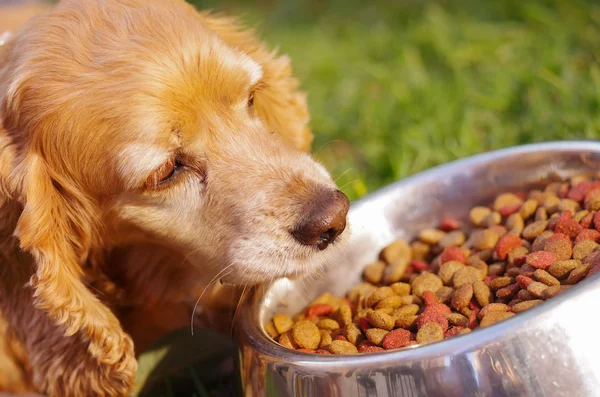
[314,349,333,355]
[585,188,600,204]
[297,348,316,353]
[422,290,439,306]
[513,255,527,266]
[411,260,430,272]
[468,309,479,329]
[469,301,481,311]
[382,329,413,350]
[416,310,449,331]
[555,212,583,239]
[358,341,385,353]
[525,251,557,270]
[496,283,521,299]
[576,229,600,244]
[516,275,533,288]
[445,326,466,338]
[587,264,600,279]
[499,204,522,217]
[495,235,523,260]
[306,304,333,319]
[358,317,371,333]
[567,181,592,202]
[440,246,466,264]
[440,217,461,231]
[334,335,348,342]
[594,212,600,231]
[581,212,594,229]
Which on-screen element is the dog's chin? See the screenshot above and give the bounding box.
[218,230,350,286]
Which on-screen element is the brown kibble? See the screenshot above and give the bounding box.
[435,286,454,304]
[291,321,320,349]
[542,285,569,299]
[471,229,500,251]
[390,282,411,296]
[512,300,543,313]
[470,206,492,226]
[419,229,446,245]
[453,266,483,287]
[411,273,443,298]
[383,258,410,284]
[366,310,395,330]
[535,207,549,221]
[338,304,352,327]
[375,295,404,310]
[467,258,488,278]
[533,269,560,286]
[543,195,561,213]
[527,281,549,298]
[494,193,523,211]
[451,283,473,309]
[273,313,294,334]
[573,240,600,261]
[473,249,494,262]
[558,198,580,214]
[319,330,333,348]
[380,239,412,264]
[488,262,507,276]
[506,213,525,235]
[317,318,340,331]
[446,312,469,327]
[411,241,430,260]
[366,286,395,308]
[439,231,466,248]
[543,233,572,261]
[328,340,359,354]
[363,261,386,284]
[473,280,492,306]
[438,261,465,285]
[365,328,389,346]
[531,230,553,252]
[395,315,419,330]
[392,304,420,318]
[348,282,377,303]
[496,283,520,299]
[574,210,590,223]
[565,263,591,284]
[278,331,298,349]
[548,259,581,279]
[416,322,444,344]
[265,321,279,338]
[480,311,515,327]
[484,211,502,227]
[522,220,549,240]
[478,303,510,319]
[520,199,538,219]
[517,288,536,301]
[489,276,513,290]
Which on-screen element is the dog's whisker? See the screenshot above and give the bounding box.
[338,178,360,191]
[180,247,203,267]
[314,139,341,157]
[334,168,353,184]
[190,264,234,336]
[230,284,250,338]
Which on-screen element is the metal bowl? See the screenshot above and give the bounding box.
[235,141,600,397]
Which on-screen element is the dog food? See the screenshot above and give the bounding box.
[266,175,600,354]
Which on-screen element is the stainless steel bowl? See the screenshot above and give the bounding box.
[235,141,600,397]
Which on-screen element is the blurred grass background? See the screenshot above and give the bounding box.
[190,0,600,201]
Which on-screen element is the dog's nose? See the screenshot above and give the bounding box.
[291,189,350,250]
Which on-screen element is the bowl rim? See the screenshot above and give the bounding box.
[237,139,600,366]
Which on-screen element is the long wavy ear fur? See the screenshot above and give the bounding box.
[198,11,314,152]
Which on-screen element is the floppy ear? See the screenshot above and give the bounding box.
[197,11,313,152]
[0,43,135,376]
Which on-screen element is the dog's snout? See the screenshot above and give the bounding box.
[291,190,350,250]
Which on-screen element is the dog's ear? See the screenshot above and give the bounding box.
[198,11,313,152]
[0,44,135,377]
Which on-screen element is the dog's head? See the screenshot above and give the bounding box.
[0,0,350,290]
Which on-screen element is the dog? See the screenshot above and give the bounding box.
[0,0,350,395]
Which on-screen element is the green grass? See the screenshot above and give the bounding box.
[189,0,600,201]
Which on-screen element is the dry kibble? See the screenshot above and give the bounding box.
[292,321,321,349]
[470,206,492,226]
[365,328,389,346]
[416,322,444,344]
[328,340,359,354]
[480,311,515,327]
[380,239,412,264]
[419,229,446,244]
[453,267,483,287]
[273,313,294,334]
[522,220,549,240]
[573,240,600,261]
[366,310,395,331]
[512,300,543,313]
[363,261,386,284]
[548,259,581,279]
[412,273,443,298]
[533,269,560,286]
[271,174,600,355]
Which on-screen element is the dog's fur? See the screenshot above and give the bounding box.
[0,0,348,395]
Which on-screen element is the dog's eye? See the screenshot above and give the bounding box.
[248,91,255,108]
[148,158,181,188]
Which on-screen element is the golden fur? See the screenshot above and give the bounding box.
[0,0,348,395]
